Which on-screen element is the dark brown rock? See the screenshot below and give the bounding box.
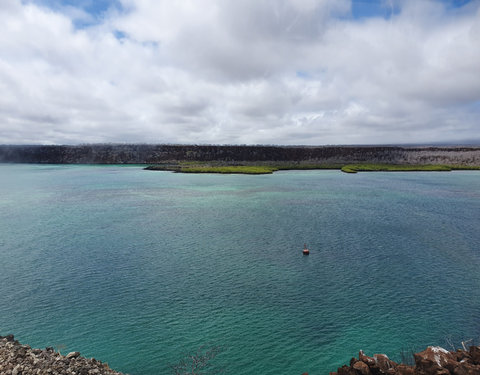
[395,364,414,375]
[414,346,456,373]
[337,364,357,375]
[453,362,480,375]
[470,346,480,365]
[353,360,372,375]
[334,346,480,375]
[359,350,376,367]
[455,350,473,364]
[436,369,451,375]
[373,353,397,372]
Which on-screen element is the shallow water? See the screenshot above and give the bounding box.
[0,164,479,374]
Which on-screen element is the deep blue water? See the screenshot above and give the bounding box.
[0,164,479,375]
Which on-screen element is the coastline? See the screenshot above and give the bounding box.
[144,162,480,174]
[2,144,479,174]
[0,335,124,375]
[3,335,480,375]
[329,345,480,375]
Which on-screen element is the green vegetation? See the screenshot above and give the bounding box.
[274,163,343,171]
[450,165,480,170]
[179,165,278,174]
[144,162,345,174]
[341,164,454,173]
[145,162,479,175]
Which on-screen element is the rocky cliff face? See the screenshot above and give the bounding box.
[0,144,479,166]
[0,335,124,375]
[329,346,480,375]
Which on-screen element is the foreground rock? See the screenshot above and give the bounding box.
[330,346,480,375]
[0,335,125,375]
[3,334,480,375]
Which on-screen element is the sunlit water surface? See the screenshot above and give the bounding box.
[0,164,479,374]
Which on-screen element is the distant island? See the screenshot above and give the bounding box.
[144,162,480,174]
[1,144,479,174]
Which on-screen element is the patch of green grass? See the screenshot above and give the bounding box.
[144,163,341,174]
[145,162,479,175]
[179,165,278,174]
[340,164,453,173]
[341,165,359,173]
[450,165,480,170]
[274,163,344,170]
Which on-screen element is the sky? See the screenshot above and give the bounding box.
[0,0,479,145]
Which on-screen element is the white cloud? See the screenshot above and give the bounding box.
[0,0,479,145]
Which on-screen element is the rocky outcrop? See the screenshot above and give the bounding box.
[0,144,479,166]
[330,346,480,375]
[3,334,480,375]
[0,335,125,375]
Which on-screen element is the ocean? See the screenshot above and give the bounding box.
[0,164,479,374]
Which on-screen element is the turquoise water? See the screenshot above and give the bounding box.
[0,164,479,375]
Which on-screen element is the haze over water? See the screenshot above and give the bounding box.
[1,164,479,375]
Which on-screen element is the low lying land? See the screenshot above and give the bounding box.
[145,162,480,174]
[1,144,479,174]
[339,163,480,173]
[144,162,343,174]
[2,335,480,375]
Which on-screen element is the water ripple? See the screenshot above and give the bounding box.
[0,165,479,374]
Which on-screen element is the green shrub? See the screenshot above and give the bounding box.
[179,165,278,174]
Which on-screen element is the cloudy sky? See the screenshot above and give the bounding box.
[1,0,479,145]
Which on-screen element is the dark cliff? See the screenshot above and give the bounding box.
[0,144,480,166]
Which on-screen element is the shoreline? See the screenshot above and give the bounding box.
[144,162,480,174]
[0,335,124,375]
[2,335,479,375]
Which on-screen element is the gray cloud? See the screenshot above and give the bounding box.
[0,0,479,145]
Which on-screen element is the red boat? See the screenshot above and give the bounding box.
[303,243,310,255]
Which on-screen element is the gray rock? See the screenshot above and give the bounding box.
[66,352,81,359]
[1,337,125,375]
[12,364,21,375]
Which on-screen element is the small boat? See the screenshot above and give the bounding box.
[303,243,310,255]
